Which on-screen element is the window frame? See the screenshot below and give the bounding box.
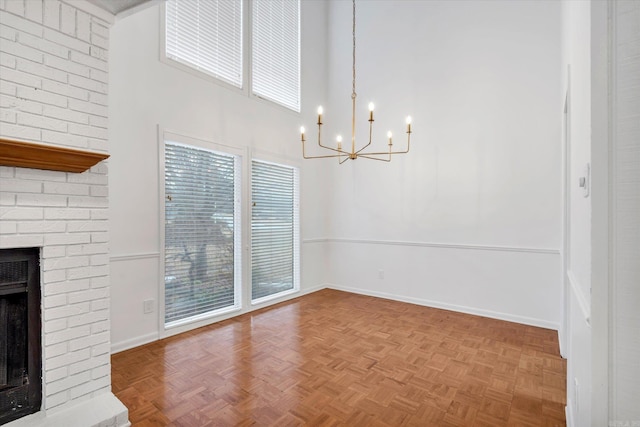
[160,0,301,114]
[159,129,248,338]
[249,157,301,305]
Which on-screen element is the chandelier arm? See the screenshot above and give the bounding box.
[355,118,374,154]
[357,154,392,162]
[303,152,350,160]
[339,155,350,164]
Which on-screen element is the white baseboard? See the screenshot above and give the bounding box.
[565,402,574,427]
[111,332,159,354]
[558,326,567,359]
[327,284,560,331]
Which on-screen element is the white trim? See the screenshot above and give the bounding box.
[307,237,560,255]
[565,402,574,427]
[110,252,160,262]
[567,270,590,325]
[327,284,560,331]
[111,332,159,354]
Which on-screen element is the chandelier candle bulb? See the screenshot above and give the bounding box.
[368,102,374,121]
[300,126,306,142]
[387,131,393,146]
[317,106,323,125]
[406,116,412,133]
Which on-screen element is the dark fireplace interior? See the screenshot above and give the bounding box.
[0,248,41,425]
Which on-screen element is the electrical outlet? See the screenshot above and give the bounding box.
[378,270,384,280]
[143,299,154,314]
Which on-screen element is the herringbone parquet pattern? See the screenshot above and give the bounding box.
[111,289,566,426]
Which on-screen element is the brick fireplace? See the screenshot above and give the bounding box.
[0,0,128,425]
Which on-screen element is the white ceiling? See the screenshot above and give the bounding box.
[86,0,153,15]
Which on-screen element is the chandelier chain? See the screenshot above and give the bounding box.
[352,0,356,99]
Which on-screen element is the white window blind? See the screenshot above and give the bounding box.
[251,0,300,111]
[165,0,243,88]
[251,160,300,301]
[164,142,241,326]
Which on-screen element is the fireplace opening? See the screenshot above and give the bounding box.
[0,248,41,425]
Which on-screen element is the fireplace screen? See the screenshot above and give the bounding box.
[0,248,41,425]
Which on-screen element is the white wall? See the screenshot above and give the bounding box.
[319,0,562,328]
[108,2,329,351]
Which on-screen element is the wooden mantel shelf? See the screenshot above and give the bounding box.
[0,138,109,173]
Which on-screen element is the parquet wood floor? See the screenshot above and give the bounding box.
[111,289,566,426]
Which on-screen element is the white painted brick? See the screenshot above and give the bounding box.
[88,115,107,129]
[18,111,68,132]
[0,108,17,123]
[17,193,67,206]
[0,122,40,140]
[68,354,101,375]
[17,57,67,83]
[45,391,68,410]
[44,318,67,334]
[14,165,64,181]
[91,364,109,380]
[86,138,104,152]
[0,79,17,95]
[1,64,42,87]
[68,195,107,208]
[68,73,106,94]
[68,97,106,116]
[45,53,90,77]
[88,91,106,106]
[90,276,108,288]
[69,330,108,351]
[45,324,90,346]
[76,9,89,42]
[91,342,109,357]
[1,93,44,114]
[59,2,75,36]
[70,49,105,72]
[44,181,89,196]
[4,0,25,16]
[90,208,107,220]
[89,253,108,265]
[17,85,67,107]
[90,33,107,50]
[43,104,89,124]
[42,129,89,149]
[43,231,91,245]
[47,371,91,396]
[43,244,66,258]
[43,268,66,284]
[90,19,108,38]
[24,0,42,24]
[44,27,89,54]
[90,319,108,334]
[67,219,107,232]
[68,122,106,139]
[45,341,68,359]
[0,52,17,68]
[0,166,15,178]
[68,287,108,304]
[45,366,68,384]
[42,79,89,101]
[43,0,60,30]
[45,301,89,321]
[69,375,109,400]
[0,234,43,248]
[66,242,108,256]
[67,171,107,185]
[44,207,90,220]
[44,293,67,308]
[65,265,91,280]
[89,68,107,84]
[0,24,17,40]
[18,31,69,58]
[18,220,66,233]
[0,206,43,219]
[0,221,17,234]
[43,255,89,271]
[44,278,90,296]
[1,37,43,62]
[0,178,42,193]
[47,347,90,371]
[68,309,108,328]
[89,45,106,61]
[90,299,108,312]
[90,231,108,243]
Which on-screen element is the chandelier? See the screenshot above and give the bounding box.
[299,0,412,163]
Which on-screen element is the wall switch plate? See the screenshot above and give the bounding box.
[143,299,154,314]
[579,163,590,198]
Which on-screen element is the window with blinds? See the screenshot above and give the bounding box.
[251,0,300,111]
[165,0,243,88]
[251,160,300,302]
[164,142,241,326]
